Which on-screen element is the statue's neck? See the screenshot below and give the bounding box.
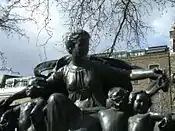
[71,55,88,67]
[69,61,83,70]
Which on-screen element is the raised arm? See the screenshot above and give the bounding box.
[42,67,67,97]
[3,67,66,106]
[27,70,66,101]
[130,69,161,80]
[74,56,162,81]
[150,112,164,121]
[0,88,27,107]
[0,77,47,107]
[146,72,169,97]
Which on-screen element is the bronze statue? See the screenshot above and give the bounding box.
[0,30,167,131]
[45,30,167,131]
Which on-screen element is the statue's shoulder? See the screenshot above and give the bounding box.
[33,55,71,77]
[54,55,72,70]
[130,113,150,120]
[89,55,141,70]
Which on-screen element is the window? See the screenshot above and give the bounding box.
[116,54,121,58]
[109,55,116,58]
[148,64,160,83]
[141,51,145,55]
[14,80,20,87]
[14,82,21,87]
[21,80,28,86]
[122,53,127,58]
[6,81,13,88]
[149,64,159,69]
[132,80,139,85]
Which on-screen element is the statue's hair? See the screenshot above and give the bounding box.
[108,87,128,99]
[136,91,152,107]
[64,29,90,54]
[129,91,138,104]
[129,90,152,109]
[106,87,129,108]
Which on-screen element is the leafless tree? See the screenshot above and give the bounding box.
[0,51,20,75]
[56,0,175,56]
[0,0,52,41]
[0,0,53,62]
[0,0,175,55]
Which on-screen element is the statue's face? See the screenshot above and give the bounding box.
[133,94,149,114]
[128,93,136,105]
[73,37,89,57]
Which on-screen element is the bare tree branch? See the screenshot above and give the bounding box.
[0,50,20,75]
[55,0,175,55]
[0,0,175,56]
[108,0,131,57]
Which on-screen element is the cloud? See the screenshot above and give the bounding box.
[0,29,70,76]
[144,7,175,47]
[0,2,175,76]
[0,33,39,76]
[151,8,175,37]
[0,3,70,76]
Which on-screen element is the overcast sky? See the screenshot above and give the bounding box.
[0,1,175,76]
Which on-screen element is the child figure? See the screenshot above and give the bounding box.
[98,87,130,131]
[128,91,168,131]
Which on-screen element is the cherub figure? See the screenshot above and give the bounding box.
[98,87,130,131]
[128,91,168,131]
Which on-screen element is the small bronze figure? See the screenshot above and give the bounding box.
[98,87,130,131]
[128,91,165,131]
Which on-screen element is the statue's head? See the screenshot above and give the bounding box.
[133,91,152,114]
[64,29,90,57]
[128,91,137,105]
[106,87,129,110]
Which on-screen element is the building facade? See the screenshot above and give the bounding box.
[0,75,33,104]
[96,24,175,113]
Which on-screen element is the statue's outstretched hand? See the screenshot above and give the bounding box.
[153,68,164,75]
[158,115,171,130]
[156,70,169,92]
[149,68,164,80]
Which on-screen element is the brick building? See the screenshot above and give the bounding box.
[96,24,175,113]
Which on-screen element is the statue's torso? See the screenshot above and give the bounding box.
[61,63,104,108]
[98,108,128,131]
[128,113,155,131]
